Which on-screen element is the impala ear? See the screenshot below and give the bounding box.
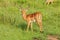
[25,7,29,11]
[25,9,28,12]
[19,6,23,11]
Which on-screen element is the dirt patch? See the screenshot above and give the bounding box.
[47,34,60,40]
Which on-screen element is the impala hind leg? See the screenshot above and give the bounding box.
[37,20,43,32]
[39,21,43,32]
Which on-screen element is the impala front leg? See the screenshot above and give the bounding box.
[27,22,30,32]
[31,23,33,32]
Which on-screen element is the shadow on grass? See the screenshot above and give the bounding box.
[17,23,27,31]
[32,37,43,40]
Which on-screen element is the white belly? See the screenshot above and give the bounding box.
[31,19,36,23]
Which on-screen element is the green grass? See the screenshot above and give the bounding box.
[0,24,47,40]
[0,0,60,40]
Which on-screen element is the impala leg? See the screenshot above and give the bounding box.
[30,23,33,32]
[27,22,30,32]
[37,20,43,32]
[39,21,43,32]
[48,2,49,5]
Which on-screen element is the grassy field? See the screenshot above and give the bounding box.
[0,0,60,40]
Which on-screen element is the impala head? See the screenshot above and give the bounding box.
[20,6,30,14]
[20,7,29,20]
[20,9,27,14]
[20,7,29,14]
[20,8,28,18]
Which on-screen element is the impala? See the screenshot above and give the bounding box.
[20,8,43,32]
[46,0,54,5]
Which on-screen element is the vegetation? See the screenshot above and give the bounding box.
[0,0,60,40]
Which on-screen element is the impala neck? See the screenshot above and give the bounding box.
[22,11,27,20]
